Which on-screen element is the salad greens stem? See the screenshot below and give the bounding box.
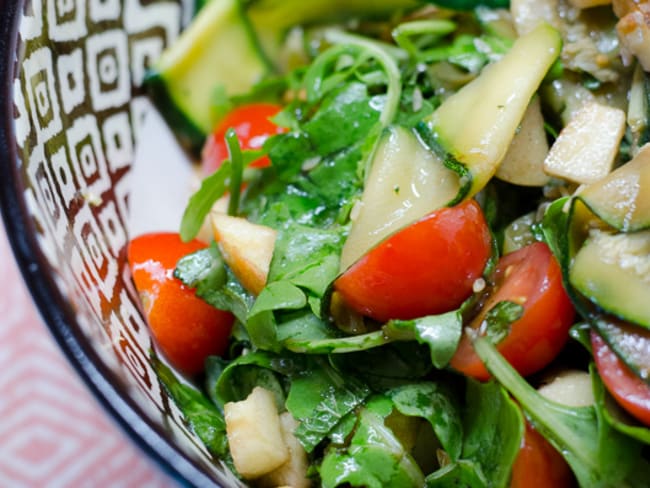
[472,335,650,487]
[180,160,232,241]
[319,30,403,129]
[284,330,391,354]
[225,128,243,216]
[392,20,457,60]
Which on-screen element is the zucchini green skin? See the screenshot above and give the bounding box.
[145,0,272,156]
[574,146,650,233]
[545,199,650,387]
[148,0,421,156]
[592,316,650,386]
[145,71,207,156]
[569,227,650,329]
[421,0,509,10]
[564,146,650,336]
[423,23,561,199]
[640,72,650,147]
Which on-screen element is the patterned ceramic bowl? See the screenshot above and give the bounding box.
[0,0,238,485]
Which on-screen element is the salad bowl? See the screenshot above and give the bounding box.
[2,0,650,487]
[0,0,240,485]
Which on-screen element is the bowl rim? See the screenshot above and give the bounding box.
[0,2,225,486]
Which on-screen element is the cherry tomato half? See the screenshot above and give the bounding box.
[451,242,575,380]
[591,331,650,427]
[128,232,234,375]
[334,199,492,322]
[201,103,285,175]
[510,421,575,488]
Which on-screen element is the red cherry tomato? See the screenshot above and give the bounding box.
[201,103,285,175]
[334,200,492,322]
[510,421,575,488]
[451,242,575,380]
[127,232,234,375]
[591,331,650,426]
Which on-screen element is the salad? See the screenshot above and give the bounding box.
[128,0,650,486]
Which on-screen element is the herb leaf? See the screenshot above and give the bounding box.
[483,300,524,345]
[286,359,371,452]
[152,355,230,460]
[474,336,650,487]
[319,396,425,488]
[388,382,463,461]
[175,246,254,324]
[384,311,463,368]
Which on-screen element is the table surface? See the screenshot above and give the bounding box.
[0,222,175,487]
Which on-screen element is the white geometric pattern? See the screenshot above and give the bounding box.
[0,228,174,487]
[9,0,234,483]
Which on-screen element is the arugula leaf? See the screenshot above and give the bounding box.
[266,82,382,182]
[269,223,344,297]
[286,358,371,452]
[319,396,425,488]
[541,196,572,271]
[329,343,434,392]
[276,308,337,342]
[179,150,264,241]
[246,281,307,351]
[174,245,254,324]
[384,311,463,368]
[204,354,286,411]
[474,336,650,487]
[152,355,230,461]
[426,459,488,487]
[302,39,401,128]
[204,352,294,412]
[462,380,524,486]
[282,311,461,361]
[483,300,524,345]
[283,329,391,354]
[387,382,463,461]
[425,379,523,488]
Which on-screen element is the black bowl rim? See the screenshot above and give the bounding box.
[0,2,227,486]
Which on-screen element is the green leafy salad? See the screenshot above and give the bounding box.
[129,0,650,486]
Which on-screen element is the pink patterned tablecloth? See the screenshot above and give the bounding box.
[0,222,175,487]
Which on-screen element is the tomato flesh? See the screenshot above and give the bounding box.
[510,421,575,488]
[334,200,492,322]
[451,242,575,380]
[201,103,284,174]
[128,233,234,375]
[591,330,650,427]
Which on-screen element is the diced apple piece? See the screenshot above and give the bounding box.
[544,101,625,185]
[224,387,289,479]
[211,212,276,295]
[339,126,459,271]
[496,98,551,187]
[510,0,561,35]
[259,413,311,488]
[617,8,650,71]
[427,23,562,198]
[537,370,595,407]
